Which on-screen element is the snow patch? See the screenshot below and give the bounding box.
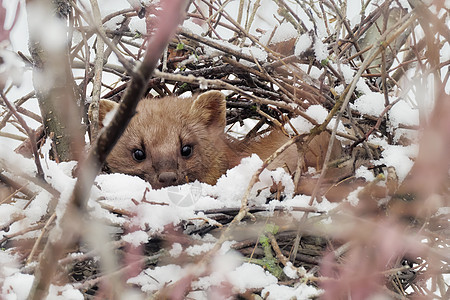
[388,100,419,127]
[228,263,278,292]
[352,93,386,116]
[294,34,312,57]
[355,166,375,181]
[123,230,149,247]
[260,22,297,45]
[262,283,323,300]
[314,39,328,62]
[127,265,186,293]
[169,243,183,257]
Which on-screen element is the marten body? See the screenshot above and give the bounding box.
[91,91,341,190]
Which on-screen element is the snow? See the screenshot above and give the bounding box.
[352,92,386,116]
[228,263,278,292]
[243,46,268,63]
[122,230,149,247]
[2,273,34,300]
[0,142,346,298]
[335,63,369,94]
[260,22,298,45]
[378,143,416,181]
[294,34,312,57]
[183,20,206,36]
[283,262,299,279]
[212,154,263,205]
[0,49,25,87]
[314,38,329,62]
[47,285,84,300]
[127,264,186,293]
[129,17,147,35]
[169,243,183,257]
[262,283,323,300]
[345,187,363,206]
[355,166,375,182]
[388,99,419,127]
[186,243,215,256]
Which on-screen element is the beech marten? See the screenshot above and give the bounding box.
[90,91,342,190]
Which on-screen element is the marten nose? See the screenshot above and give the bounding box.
[158,172,177,187]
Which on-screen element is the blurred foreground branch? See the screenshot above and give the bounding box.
[27,1,190,299]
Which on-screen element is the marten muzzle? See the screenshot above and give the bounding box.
[158,171,178,187]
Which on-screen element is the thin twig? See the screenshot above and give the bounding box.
[88,0,106,140]
[0,92,44,179]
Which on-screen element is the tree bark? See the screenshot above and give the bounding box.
[26,0,82,162]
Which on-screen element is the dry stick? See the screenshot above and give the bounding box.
[236,0,244,27]
[267,232,290,267]
[191,1,221,39]
[245,0,261,33]
[178,28,257,64]
[57,240,127,267]
[335,2,388,59]
[223,56,297,105]
[0,91,35,131]
[204,0,232,25]
[251,52,299,103]
[0,178,33,204]
[0,131,26,141]
[26,1,189,299]
[69,0,135,76]
[15,106,42,123]
[326,0,364,58]
[102,8,135,24]
[363,98,402,141]
[197,205,323,215]
[196,0,282,61]
[1,92,44,179]
[319,0,331,36]
[89,0,105,140]
[0,223,46,245]
[26,213,56,265]
[277,0,306,32]
[155,69,359,142]
[68,8,135,63]
[79,13,92,105]
[154,70,319,126]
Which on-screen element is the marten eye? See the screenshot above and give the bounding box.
[132,149,146,161]
[181,145,193,158]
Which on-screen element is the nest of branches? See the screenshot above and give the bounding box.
[0,0,449,299]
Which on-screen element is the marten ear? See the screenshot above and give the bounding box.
[88,99,118,129]
[190,91,226,129]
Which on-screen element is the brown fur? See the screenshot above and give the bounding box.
[90,91,342,189]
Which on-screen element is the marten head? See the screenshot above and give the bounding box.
[90,91,233,189]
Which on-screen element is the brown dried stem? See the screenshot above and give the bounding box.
[1,92,44,179]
